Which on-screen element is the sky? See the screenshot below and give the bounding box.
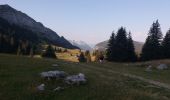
[0,0,170,44]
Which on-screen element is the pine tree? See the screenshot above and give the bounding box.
[78,52,86,62]
[106,31,116,61]
[114,27,128,62]
[127,32,137,62]
[85,50,91,62]
[140,20,162,61]
[0,33,2,52]
[42,45,56,58]
[17,46,21,56]
[29,47,34,58]
[162,29,170,58]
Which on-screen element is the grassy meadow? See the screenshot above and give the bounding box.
[0,54,170,100]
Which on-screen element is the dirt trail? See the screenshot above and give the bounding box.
[61,62,170,90]
[123,73,170,90]
[81,63,170,90]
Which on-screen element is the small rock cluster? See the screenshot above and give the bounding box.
[145,65,152,72]
[145,64,168,72]
[37,84,45,91]
[157,64,168,70]
[65,73,86,85]
[37,64,87,91]
[40,70,66,80]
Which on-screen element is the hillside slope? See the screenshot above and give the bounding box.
[0,4,78,49]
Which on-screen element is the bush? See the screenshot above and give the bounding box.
[42,45,56,58]
[78,52,86,62]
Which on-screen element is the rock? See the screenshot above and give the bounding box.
[53,86,64,91]
[52,64,59,67]
[40,70,66,80]
[145,65,152,72]
[157,64,168,70]
[65,73,86,85]
[37,84,45,91]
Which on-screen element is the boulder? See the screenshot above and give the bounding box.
[157,64,168,70]
[37,84,45,91]
[145,65,152,72]
[52,64,59,67]
[53,86,64,92]
[40,70,66,80]
[65,73,86,85]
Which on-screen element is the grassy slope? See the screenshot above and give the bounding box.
[0,54,170,100]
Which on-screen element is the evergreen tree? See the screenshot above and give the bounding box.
[114,27,128,62]
[94,50,104,61]
[42,45,56,58]
[29,47,34,58]
[0,33,2,52]
[127,32,137,62]
[78,52,86,62]
[162,29,170,58]
[17,46,21,56]
[140,20,162,61]
[85,50,91,62]
[106,31,116,61]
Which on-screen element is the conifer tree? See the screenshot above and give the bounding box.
[127,32,137,62]
[42,45,56,58]
[17,46,21,56]
[140,20,162,61]
[29,47,34,58]
[85,50,91,62]
[106,31,116,61]
[162,29,170,58]
[114,27,128,62]
[78,52,86,62]
[0,33,2,52]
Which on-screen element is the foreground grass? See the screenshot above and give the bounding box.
[0,54,170,100]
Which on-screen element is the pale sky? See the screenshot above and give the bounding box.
[0,0,170,44]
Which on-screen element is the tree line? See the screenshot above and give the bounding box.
[0,17,39,56]
[106,20,170,62]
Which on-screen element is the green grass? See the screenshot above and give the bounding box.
[0,54,170,100]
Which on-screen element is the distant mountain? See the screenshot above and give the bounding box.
[89,44,95,48]
[0,4,78,49]
[69,40,92,51]
[94,40,144,53]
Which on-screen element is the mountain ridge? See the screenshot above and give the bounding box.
[0,4,78,49]
[69,40,92,51]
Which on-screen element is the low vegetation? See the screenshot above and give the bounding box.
[0,54,170,100]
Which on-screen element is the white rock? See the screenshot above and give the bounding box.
[145,65,152,72]
[157,64,168,70]
[40,70,66,80]
[65,73,86,85]
[52,64,58,67]
[37,84,45,91]
[53,86,64,91]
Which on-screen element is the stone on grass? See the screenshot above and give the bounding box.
[40,70,66,80]
[53,86,64,91]
[145,65,152,72]
[157,64,168,70]
[65,73,86,85]
[52,64,59,67]
[37,84,45,91]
